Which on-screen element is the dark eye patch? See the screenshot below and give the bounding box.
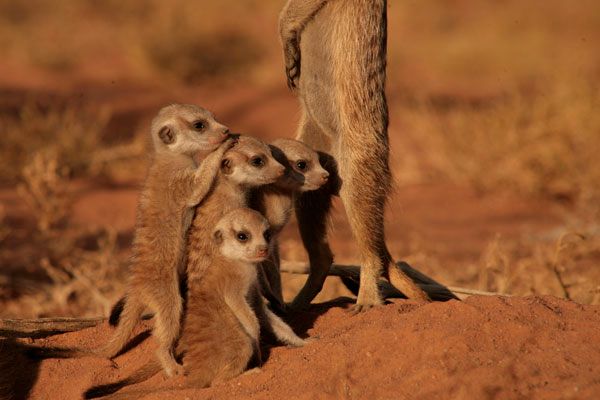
[237,231,249,242]
[193,120,207,131]
[295,160,308,171]
[263,230,271,242]
[250,156,265,167]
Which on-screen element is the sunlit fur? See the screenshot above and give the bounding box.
[279,0,430,310]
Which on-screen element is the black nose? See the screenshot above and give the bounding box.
[221,128,230,136]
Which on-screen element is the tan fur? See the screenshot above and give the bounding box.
[185,135,285,285]
[84,209,305,399]
[249,138,329,308]
[279,0,430,311]
[25,104,234,376]
[101,104,237,376]
[31,135,285,374]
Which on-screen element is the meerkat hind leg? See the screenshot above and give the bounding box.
[145,283,185,377]
[338,148,429,312]
[263,307,306,347]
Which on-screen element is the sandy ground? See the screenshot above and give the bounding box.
[2,295,599,400]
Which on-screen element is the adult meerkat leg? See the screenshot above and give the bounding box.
[286,0,428,309]
[290,119,338,310]
[335,142,430,310]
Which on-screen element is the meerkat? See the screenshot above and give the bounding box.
[248,138,331,309]
[184,135,285,288]
[84,209,306,399]
[105,135,285,331]
[100,135,285,353]
[25,104,235,377]
[279,0,430,311]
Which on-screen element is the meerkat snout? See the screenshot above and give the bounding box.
[256,245,269,259]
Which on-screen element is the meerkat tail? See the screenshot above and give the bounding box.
[108,297,126,327]
[83,360,162,399]
[99,296,145,358]
[387,260,431,302]
[24,344,93,360]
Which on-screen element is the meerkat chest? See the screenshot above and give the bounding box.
[226,263,257,299]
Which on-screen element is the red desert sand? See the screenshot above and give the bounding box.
[2,295,600,399]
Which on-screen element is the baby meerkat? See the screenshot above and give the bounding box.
[105,135,285,348]
[26,104,234,377]
[248,138,331,309]
[84,209,306,399]
[101,104,237,377]
[185,135,285,285]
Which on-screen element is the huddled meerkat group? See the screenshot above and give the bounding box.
[25,1,432,397]
[26,103,331,398]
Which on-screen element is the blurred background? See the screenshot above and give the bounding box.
[0,0,599,318]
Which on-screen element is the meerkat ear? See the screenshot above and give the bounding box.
[213,229,223,244]
[158,126,175,144]
[221,158,233,175]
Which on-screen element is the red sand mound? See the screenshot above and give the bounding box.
[7,295,600,400]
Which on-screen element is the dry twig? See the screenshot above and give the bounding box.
[280,260,507,301]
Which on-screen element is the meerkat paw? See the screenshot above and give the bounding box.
[223,135,239,149]
[242,367,262,377]
[283,34,301,89]
[351,296,384,314]
[163,362,185,377]
[157,350,185,377]
[285,337,307,348]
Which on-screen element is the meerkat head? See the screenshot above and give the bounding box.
[219,136,285,187]
[150,104,230,156]
[213,208,272,263]
[269,139,329,192]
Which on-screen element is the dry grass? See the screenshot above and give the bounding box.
[0,153,127,319]
[0,0,276,84]
[0,224,126,318]
[0,103,111,184]
[17,150,71,233]
[402,82,600,218]
[448,231,600,305]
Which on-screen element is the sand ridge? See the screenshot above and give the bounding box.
[4,295,598,400]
